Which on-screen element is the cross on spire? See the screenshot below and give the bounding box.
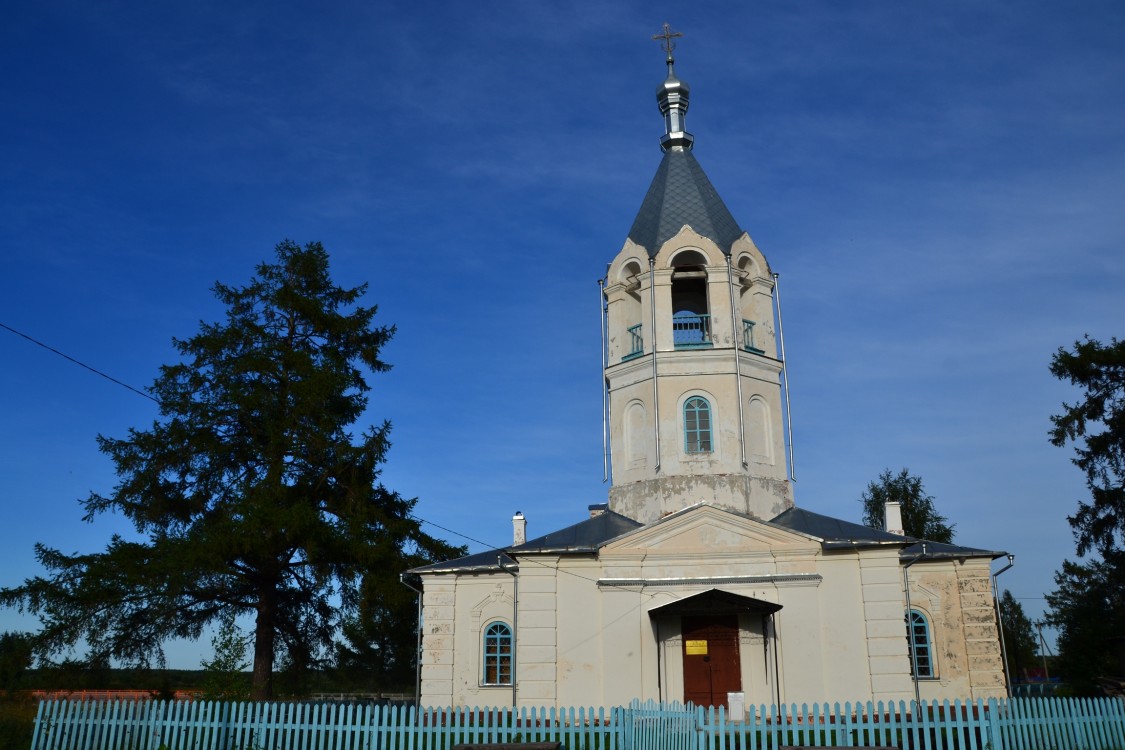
[652,23,683,63]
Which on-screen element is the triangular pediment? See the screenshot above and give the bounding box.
[600,503,819,557]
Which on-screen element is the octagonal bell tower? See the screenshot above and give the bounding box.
[601,30,793,524]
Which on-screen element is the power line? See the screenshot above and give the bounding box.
[411,513,662,598]
[1,321,654,598]
[0,321,158,404]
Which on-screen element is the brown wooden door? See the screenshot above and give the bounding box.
[682,615,741,708]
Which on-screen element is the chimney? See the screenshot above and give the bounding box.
[512,511,526,546]
[588,503,608,518]
[885,501,905,536]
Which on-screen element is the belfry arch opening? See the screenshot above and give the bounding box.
[619,259,645,360]
[670,250,710,348]
[735,254,755,320]
[735,254,767,353]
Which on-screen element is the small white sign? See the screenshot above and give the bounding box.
[727,692,745,722]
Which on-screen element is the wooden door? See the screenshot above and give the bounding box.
[681,615,741,708]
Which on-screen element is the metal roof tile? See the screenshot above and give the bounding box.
[626,149,744,256]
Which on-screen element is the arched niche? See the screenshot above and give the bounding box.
[624,399,648,468]
[747,396,773,464]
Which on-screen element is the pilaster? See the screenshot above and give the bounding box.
[957,565,1006,698]
[516,556,559,706]
[419,578,457,706]
[860,552,913,701]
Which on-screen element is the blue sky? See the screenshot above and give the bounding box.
[2,1,1122,669]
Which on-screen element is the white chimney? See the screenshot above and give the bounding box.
[512,511,526,546]
[885,501,905,536]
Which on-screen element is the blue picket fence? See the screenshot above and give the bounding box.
[30,696,1125,750]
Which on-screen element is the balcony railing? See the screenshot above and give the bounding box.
[673,313,712,349]
[623,324,644,361]
[742,319,765,354]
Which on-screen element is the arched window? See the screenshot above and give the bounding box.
[482,621,513,686]
[907,610,935,678]
[684,396,713,453]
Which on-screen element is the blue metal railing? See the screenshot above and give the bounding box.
[742,319,764,353]
[673,313,711,349]
[623,324,644,360]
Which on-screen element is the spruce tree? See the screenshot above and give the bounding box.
[859,468,955,543]
[1,240,461,698]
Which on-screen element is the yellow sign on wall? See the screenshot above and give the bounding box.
[685,640,708,656]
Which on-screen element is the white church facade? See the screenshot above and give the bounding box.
[411,38,1007,710]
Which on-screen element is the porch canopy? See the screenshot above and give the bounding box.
[647,588,782,617]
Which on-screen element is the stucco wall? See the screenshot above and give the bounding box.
[903,558,1006,701]
[417,508,1005,708]
[603,230,792,526]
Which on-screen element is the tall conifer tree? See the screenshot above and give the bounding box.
[1049,336,1125,556]
[1,240,462,698]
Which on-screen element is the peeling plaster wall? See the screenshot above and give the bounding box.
[609,473,792,525]
[418,573,517,708]
[908,559,1006,701]
[604,231,792,527]
[957,560,1006,698]
[418,578,458,706]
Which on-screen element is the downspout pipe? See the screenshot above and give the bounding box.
[598,278,609,484]
[399,573,424,707]
[992,554,1015,697]
[498,556,519,708]
[771,613,782,706]
[649,258,661,472]
[772,272,796,481]
[902,543,927,708]
[727,255,748,468]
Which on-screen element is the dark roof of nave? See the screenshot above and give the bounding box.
[770,505,1003,559]
[407,511,641,573]
[408,547,516,574]
[409,504,1001,574]
[769,506,905,547]
[508,510,642,554]
[626,148,744,256]
[899,539,1004,561]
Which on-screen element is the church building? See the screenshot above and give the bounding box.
[410,35,1007,710]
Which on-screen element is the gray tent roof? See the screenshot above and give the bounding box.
[626,149,744,256]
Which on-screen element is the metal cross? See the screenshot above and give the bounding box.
[652,23,683,62]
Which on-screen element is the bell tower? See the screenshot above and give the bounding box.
[602,27,793,524]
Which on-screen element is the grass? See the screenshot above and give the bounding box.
[0,695,37,750]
